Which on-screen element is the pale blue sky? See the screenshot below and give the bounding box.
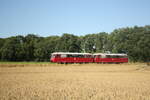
[0,0,150,38]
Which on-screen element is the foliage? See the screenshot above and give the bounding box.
[55,34,81,52]
[0,25,149,62]
[110,26,150,62]
[34,36,59,61]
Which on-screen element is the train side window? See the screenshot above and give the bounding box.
[77,55,81,58]
[94,55,98,58]
[112,55,117,58]
[78,55,84,58]
[122,56,128,58]
[77,55,80,58]
[96,55,101,58]
[67,54,73,57]
[106,55,111,58]
[51,55,55,58]
[89,55,93,58]
[101,55,106,58]
[85,55,91,58]
[121,56,128,58]
[55,54,60,58]
[82,55,84,58]
[118,56,122,58]
[85,55,87,58]
[73,55,78,58]
[61,54,67,58]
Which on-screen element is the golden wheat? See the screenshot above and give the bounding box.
[0,63,150,100]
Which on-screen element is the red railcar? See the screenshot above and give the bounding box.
[93,53,128,63]
[50,52,128,63]
[50,52,93,63]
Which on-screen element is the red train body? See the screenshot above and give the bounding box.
[50,52,93,63]
[50,52,128,63]
[93,53,128,63]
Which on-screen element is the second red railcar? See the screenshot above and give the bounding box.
[93,53,128,63]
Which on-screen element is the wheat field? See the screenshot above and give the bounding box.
[0,63,150,100]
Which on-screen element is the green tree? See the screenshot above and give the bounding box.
[0,25,149,62]
[24,34,40,61]
[1,36,25,61]
[95,32,109,53]
[81,34,96,53]
[110,26,150,62]
[81,33,109,53]
[0,38,5,59]
[56,34,81,52]
[34,36,59,61]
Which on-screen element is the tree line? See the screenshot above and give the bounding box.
[0,25,150,62]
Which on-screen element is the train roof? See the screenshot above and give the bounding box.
[93,53,127,56]
[51,52,92,55]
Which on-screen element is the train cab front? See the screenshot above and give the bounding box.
[50,53,61,63]
[50,57,55,62]
[50,54,56,62]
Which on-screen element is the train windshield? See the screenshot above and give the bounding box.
[51,54,61,58]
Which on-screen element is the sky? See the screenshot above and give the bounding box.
[0,0,150,38]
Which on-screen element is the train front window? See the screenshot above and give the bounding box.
[61,54,67,58]
[51,55,56,58]
[51,54,60,58]
[55,54,60,58]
